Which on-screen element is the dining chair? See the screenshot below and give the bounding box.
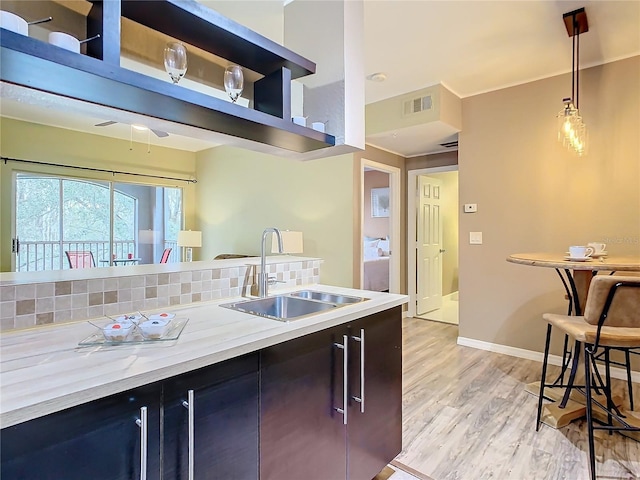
[160,248,172,264]
[538,275,640,480]
[65,251,96,269]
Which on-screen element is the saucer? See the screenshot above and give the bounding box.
[591,251,608,258]
[564,256,592,262]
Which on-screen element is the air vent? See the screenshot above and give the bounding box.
[440,141,458,148]
[403,95,433,115]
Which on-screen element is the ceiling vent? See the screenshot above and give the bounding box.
[440,140,459,148]
[403,95,433,116]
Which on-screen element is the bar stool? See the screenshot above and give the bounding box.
[538,275,640,480]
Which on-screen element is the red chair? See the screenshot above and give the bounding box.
[160,248,172,264]
[65,251,96,269]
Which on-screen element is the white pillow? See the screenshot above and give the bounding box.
[364,246,382,260]
[364,239,380,249]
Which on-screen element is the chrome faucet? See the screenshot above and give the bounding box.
[259,227,283,297]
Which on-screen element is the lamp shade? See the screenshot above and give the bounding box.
[272,231,303,254]
[177,230,202,248]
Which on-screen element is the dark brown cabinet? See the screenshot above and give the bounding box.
[1,383,162,480]
[1,353,259,480]
[260,307,403,480]
[163,353,259,480]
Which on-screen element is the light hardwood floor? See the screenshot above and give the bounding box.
[396,317,640,480]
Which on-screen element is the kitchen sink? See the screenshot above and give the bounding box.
[288,290,367,305]
[220,295,337,321]
[220,291,369,322]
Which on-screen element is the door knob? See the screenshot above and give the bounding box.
[439,249,446,253]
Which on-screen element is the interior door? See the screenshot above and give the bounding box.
[417,175,443,314]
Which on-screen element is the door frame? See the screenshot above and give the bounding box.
[360,159,401,293]
[407,165,458,318]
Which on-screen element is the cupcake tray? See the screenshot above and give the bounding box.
[78,317,189,346]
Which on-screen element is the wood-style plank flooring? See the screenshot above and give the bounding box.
[396,317,640,480]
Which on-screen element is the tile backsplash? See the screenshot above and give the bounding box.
[0,260,321,332]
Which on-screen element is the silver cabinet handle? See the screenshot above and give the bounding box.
[135,406,148,480]
[333,334,348,425]
[182,390,195,480]
[352,328,365,413]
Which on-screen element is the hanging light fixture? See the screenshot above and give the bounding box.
[557,7,589,156]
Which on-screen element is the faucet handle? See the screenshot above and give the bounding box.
[267,275,284,286]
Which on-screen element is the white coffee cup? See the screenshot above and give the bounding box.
[569,245,594,258]
[587,242,606,254]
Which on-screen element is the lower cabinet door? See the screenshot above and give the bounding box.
[260,325,348,480]
[1,383,162,480]
[162,353,259,480]
[347,307,403,480]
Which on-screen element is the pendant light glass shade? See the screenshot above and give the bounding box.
[558,8,589,157]
[557,100,587,156]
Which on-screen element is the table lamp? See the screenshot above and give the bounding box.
[272,231,303,254]
[177,230,202,262]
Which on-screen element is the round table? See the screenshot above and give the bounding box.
[507,252,640,427]
[507,253,640,316]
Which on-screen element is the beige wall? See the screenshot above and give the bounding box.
[363,170,390,239]
[458,56,640,355]
[0,118,198,271]
[195,146,355,287]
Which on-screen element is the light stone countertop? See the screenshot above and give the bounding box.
[0,285,407,428]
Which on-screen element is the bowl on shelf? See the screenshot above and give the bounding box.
[48,31,80,52]
[0,11,28,35]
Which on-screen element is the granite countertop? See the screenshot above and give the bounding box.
[0,285,407,428]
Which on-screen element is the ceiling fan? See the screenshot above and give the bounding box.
[94,120,169,138]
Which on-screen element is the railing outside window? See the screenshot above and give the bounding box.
[17,240,181,271]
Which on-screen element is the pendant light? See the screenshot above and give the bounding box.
[557,7,589,157]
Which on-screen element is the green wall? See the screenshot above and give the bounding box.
[195,146,355,287]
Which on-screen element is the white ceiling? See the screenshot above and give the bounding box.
[2,1,639,157]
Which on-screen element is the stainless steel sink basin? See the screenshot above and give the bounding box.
[288,290,367,304]
[221,295,337,321]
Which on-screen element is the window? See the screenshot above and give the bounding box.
[14,174,182,271]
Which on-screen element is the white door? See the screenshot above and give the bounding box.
[416,176,443,314]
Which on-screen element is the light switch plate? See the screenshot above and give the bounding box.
[470,232,483,244]
[464,203,478,213]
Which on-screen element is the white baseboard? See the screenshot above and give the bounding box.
[457,336,640,384]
